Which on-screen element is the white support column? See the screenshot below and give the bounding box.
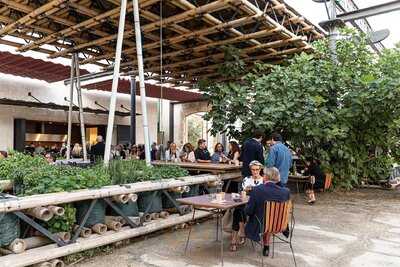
[66,55,75,160]
[104,0,127,165]
[133,0,151,165]
[74,54,88,161]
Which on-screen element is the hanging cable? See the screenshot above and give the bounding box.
[159,0,164,141]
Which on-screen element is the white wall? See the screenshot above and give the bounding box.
[0,74,166,150]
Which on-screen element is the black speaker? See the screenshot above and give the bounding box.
[14,118,26,152]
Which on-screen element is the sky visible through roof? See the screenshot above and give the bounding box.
[286,0,400,48]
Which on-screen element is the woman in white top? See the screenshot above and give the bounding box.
[241,160,264,191]
[180,143,196,163]
[165,143,181,162]
[230,160,264,251]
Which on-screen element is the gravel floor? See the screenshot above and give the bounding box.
[75,188,400,267]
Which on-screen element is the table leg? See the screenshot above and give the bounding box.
[220,211,224,266]
[216,211,219,241]
[184,208,196,254]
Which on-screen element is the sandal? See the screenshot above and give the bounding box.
[230,243,238,251]
[238,237,246,245]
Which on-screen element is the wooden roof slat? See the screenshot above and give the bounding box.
[0,0,68,36]
[82,13,265,65]
[48,0,238,58]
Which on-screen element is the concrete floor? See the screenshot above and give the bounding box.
[75,189,400,267]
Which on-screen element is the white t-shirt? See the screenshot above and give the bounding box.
[242,176,263,189]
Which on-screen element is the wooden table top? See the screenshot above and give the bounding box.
[177,193,248,210]
[152,160,241,171]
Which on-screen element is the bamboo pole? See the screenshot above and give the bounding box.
[91,224,107,235]
[33,262,52,267]
[73,225,92,238]
[103,0,128,165]
[25,207,53,221]
[47,206,65,217]
[49,259,64,267]
[74,54,88,161]
[0,212,211,267]
[49,0,238,59]
[0,180,12,191]
[0,172,240,213]
[0,0,67,36]
[66,55,75,160]
[132,0,151,165]
[82,14,264,65]
[6,239,26,254]
[112,194,130,204]
[105,219,122,231]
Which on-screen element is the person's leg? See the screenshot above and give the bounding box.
[263,233,271,256]
[231,208,241,251]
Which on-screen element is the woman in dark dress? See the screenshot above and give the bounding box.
[304,157,326,204]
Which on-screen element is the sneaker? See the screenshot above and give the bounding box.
[263,245,270,256]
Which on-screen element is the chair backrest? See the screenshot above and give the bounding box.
[263,200,292,234]
[324,173,333,190]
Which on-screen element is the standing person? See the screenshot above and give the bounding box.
[304,157,326,204]
[211,143,228,163]
[71,143,82,158]
[266,133,292,187]
[90,135,105,163]
[227,141,241,166]
[240,129,265,178]
[150,142,158,161]
[194,139,211,163]
[130,145,139,160]
[180,143,196,163]
[166,143,180,162]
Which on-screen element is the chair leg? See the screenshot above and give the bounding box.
[260,234,264,267]
[272,234,275,258]
[290,242,297,267]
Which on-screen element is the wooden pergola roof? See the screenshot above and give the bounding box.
[0,0,324,87]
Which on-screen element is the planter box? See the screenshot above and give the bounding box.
[109,201,139,217]
[75,200,106,227]
[0,213,19,246]
[137,191,163,213]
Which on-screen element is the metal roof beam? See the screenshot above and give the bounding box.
[337,0,400,21]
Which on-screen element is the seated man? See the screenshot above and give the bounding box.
[245,167,290,256]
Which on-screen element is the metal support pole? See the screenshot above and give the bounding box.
[104,0,128,165]
[74,54,88,161]
[133,0,151,165]
[169,102,174,142]
[328,0,338,63]
[130,75,136,145]
[66,55,75,160]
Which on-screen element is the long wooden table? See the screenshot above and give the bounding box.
[151,161,241,174]
[177,194,248,266]
[288,174,311,193]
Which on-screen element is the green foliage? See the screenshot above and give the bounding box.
[201,29,400,188]
[0,151,47,180]
[109,160,189,184]
[45,204,76,233]
[21,164,110,196]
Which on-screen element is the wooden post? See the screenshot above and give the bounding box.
[103,0,128,165]
[132,0,151,165]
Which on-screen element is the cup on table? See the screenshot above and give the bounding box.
[241,190,247,200]
[216,192,225,202]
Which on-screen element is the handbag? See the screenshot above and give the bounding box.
[222,209,233,233]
